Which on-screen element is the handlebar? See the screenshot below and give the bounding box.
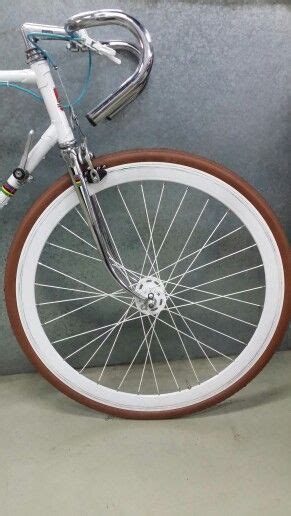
[20,10,154,125]
[64,9,154,125]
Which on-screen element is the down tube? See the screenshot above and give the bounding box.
[25,124,58,174]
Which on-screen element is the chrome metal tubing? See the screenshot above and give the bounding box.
[62,145,145,300]
[100,40,148,119]
[64,9,154,125]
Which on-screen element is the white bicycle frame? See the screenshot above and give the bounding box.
[0,61,74,177]
[0,10,153,196]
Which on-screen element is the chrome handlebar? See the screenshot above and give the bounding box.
[64,9,154,125]
[21,10,154,125]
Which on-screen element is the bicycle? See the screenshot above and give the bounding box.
[1,9,289,419]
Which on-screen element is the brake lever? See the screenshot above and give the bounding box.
[68,29,121,64]
[88,40,121,64]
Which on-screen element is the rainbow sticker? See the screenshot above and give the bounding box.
[1,183,16,197]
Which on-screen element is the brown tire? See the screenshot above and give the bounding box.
[4,149,290,419]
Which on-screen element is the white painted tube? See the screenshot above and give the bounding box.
[0,69,37,84]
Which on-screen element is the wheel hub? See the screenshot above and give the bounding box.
[135,276,167,316]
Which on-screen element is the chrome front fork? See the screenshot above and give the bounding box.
[61,143,146,301]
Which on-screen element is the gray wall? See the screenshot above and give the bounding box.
[0,0,290,374]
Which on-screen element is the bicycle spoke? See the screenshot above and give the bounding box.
[171,264,264,297]
[168,305,246,345]
[38,262,132,308]
[112,260,142,281]
[169,210,229,296]
[171,285,265,306]
[224,296,261,307]
[140,184,162,279]
[37,294,101,306]
[47,242,101,262]
[158,315,235,364]
[118,316,157,390]
[35,283,99,295]
[138,317,159,393]
[170,285,264,308]
[117,186,158,275]
[194,302,257,327]
[79,308,135,372]
[38,262,101,292]
[114,293,135,300]
[59,224,97,251]
[43,291,133,325]
[65,318,126,360]
[98,303,134,381]
[197,340,234,362]
[168,299,218,373]
[147,186,189,276]
[140,182,164,277]
[159,224,244,277]
[74,207,89,227]
[150,322,180,389]
[168,295,260,326]
[44,296,106,325]
[164,198,209,286]
[53,312,149,344]
[166,307,200,383]
[170,244,257,283]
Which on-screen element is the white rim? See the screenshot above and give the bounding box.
[16,162,285,412]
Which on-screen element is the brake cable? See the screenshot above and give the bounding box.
[0,32,93,117]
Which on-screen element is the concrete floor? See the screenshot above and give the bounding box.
[0,351,290,516]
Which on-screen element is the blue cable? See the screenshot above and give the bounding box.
[0,82,42,100]
[27,32,82,68]
[0,32,92,107]
[27,32,81,42]
[63,50,92,108]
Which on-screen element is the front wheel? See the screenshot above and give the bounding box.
[5,150,290,418]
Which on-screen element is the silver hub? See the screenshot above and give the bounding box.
[135,276,167,316]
